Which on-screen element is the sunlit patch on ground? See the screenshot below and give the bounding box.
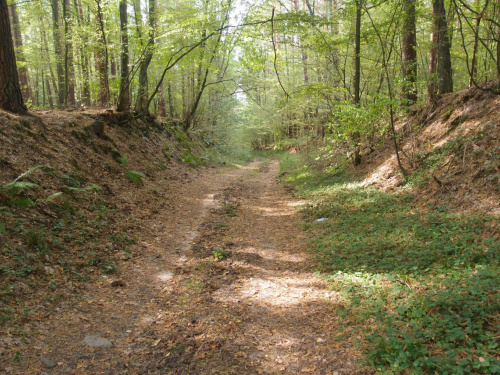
[212,275,337,306]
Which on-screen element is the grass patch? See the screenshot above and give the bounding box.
[277,152,500,374]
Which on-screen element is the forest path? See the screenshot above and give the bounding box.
[19,159,364,374]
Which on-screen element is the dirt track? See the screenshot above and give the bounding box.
[15,159,365,374]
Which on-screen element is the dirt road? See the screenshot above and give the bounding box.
[16,159,364,374]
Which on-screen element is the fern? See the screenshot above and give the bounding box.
[63,184,102,193]
[8,197,35,207]
[2,166,42,195]
[126,170,146,184]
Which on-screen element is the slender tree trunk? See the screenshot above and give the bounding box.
[436,0,453,93]
[51,0,65,107]
[134,0,155,114]
[469,13,481,87]
[402,0,417,105]
[75,0,90,107]
[9,2,31,104]
[95,0,109,106]
[46,77,54,108]
[497,0,500,78]
[354,0,361,104]
[40,18,59,103]
[116,0,130,111]
[167,81,174,118]
[428,12,438,103]
[352,0,362,166]
[110,55,117,76]
[63,0,75,106]
[158,81,167,117]
[182,72,186,119]
[0,0,27,114]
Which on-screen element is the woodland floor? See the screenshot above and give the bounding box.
[5,159,366,374]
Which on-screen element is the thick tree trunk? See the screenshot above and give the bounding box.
[9,2,31,104]
[116,0,130,112]
[0,0,27,114]
[402,0,417,105]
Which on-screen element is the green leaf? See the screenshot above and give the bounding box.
[126,170,146,184]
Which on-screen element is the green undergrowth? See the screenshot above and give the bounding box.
[275,152,500,374]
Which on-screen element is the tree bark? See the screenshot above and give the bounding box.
[0,0,27,114]
[8,2,31,104]
[116,0,130,112]
[402,0,417,105]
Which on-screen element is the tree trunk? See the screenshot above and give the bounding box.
[402,0,417,105]
[116,0,130,112]
[40,17,59,104]
[46,77,54,109]
[8,2,31,104]
[469,13,481,87]
[428,9,438,104]
[168,80,175,118]
[158,81,166,117]
[0,0,27,114]
[352,0,361,166]
[63,0,75,106]
[75,0,90,107]
[497,0,500,79]
[436,0,453,93]
[95,0,109,106]
[354,0,361,104]
[51,0,65,107]
[134,0,155,114]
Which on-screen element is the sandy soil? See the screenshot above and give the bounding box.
[7,159,366,374]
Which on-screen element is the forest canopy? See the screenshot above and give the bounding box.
[2,0,500,151]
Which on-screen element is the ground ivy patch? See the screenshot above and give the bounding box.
[276,152,500,374]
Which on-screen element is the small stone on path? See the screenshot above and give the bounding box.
[83,335,113,348]
[41,356,57,368]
